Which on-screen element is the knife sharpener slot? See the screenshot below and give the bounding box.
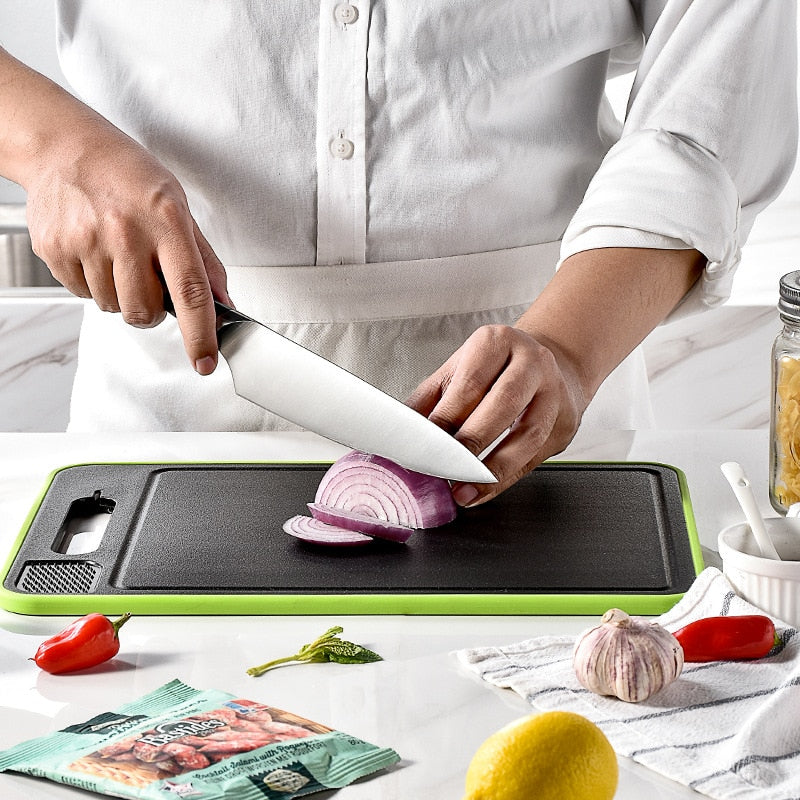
[52,490,116,556]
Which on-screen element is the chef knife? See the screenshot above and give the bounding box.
[169,297,496,483]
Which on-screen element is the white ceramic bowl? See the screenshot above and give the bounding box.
[718,518,800,627]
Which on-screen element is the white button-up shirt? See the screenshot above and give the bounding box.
[57,0,798,432]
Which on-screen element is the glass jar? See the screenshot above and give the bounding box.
[769,271,800,513]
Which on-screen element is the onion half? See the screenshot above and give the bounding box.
[314,451,457,529]
[283,451,458,547]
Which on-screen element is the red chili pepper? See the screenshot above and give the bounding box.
[672,615,778,663]
[32,613,132,674]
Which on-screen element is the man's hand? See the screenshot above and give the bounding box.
[407,325,587,507]
[0,47,228,375]
[25,129,229,374]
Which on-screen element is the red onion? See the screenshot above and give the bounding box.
[282,515,373,546]
[314,451,457,529]
[283,451,458,547]
[308,503,414,543]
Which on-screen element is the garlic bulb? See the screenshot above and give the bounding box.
[573,608,684,703]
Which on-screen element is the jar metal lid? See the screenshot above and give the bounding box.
[779,271,800,319]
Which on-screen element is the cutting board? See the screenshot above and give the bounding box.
[0,461,703,615]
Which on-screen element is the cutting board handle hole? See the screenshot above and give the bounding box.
[51,491,116,556]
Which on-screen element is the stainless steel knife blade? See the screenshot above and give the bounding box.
[214,302,496,483]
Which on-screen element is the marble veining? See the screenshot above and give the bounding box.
[642,305,777,430]
[0,301,82,432]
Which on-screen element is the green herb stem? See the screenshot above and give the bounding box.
[247,626,382,677]
[246,654,311,677]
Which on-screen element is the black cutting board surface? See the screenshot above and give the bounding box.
[0,461,702,615]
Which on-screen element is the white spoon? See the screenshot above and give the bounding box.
[720,462,781,560]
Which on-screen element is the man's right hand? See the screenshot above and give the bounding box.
[0,47,228,375]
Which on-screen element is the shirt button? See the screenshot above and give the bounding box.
[330,136,355,159]
[334,3,359,25]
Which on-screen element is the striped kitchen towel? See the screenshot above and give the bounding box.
[457,568,799,800]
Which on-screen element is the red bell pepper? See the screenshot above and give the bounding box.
[673,614,778,663]
[33,613,132,674]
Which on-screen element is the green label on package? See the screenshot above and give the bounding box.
[0,679,400,799]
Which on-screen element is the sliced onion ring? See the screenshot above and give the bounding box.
[314,451,457,529]
[308,503,414,543]
[283,515,373,546]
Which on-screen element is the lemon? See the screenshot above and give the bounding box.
[463,710,618,800]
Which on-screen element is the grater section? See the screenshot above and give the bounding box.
[16,560,102,594]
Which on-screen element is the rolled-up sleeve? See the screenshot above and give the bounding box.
[560,0,798,317]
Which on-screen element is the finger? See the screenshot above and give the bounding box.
[192,221,231,306]
[81,255,120,312]
[451,426,545,509]
[454,386,574,508]
[449,399,543,509]
[481,399,557,485]
[425,352,508,437]
[98,214,164,327]
[451,358,539,458]
[45,254,92,298]
[112,254,167,328]
[157,234,218,375]
[406,371,447,417]
[29,216,93,298]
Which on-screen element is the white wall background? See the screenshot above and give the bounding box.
[0,1,63,80]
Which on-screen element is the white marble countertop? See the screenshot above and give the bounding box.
[0,430,774,799]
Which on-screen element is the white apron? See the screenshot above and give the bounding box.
[67,240,654,433]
